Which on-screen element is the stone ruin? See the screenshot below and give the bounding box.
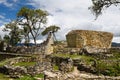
[66,30,113,48]
[0,32,54,55]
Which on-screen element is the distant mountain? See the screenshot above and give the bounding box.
[112,42,120,47]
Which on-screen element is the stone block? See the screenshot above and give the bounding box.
[66,30,113,48]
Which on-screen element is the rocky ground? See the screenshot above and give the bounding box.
[0,41,120,80]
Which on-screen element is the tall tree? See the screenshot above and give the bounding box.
[21,25,30,44]
[90,0,120,18]
[17,7,48,45]
[41,25,60,41]
[3,20,22,46]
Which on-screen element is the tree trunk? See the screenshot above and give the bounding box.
[53,33,57,41]
[33,37,37,45]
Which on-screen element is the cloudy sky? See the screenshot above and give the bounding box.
[0,0,120,43]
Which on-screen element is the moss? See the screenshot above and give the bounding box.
[35,73,44,78]
[51,54,70,58]
[16,74,44,80]
[0,73,13,80]
[96,60,120,76]
[16,75,35,80]
[14,62,36,67]
[0,60,8,67]
[0,58,13,67]
[51,53,120,76]
[53,65,59,71]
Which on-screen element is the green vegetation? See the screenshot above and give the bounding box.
[52,53,94,60]
[3,21,22,46]
[16,75,35,80]
[34,73,44,78]
[96,60,120,76]
[0,60,8,67]
[0,73,13,80]
[51,53,120,76]
[90,0,120,18]
[41,25,60,41]
[53,65,59,71]
[14,62,36,67]
[16,74,44,80]
[0,58,13,67]
[3,7,60,45]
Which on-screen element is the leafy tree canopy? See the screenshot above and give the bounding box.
[3,21,22,46]
[90,0,120,18]
[41,25,60,36]
[17,7,49,45]
[41,25,60,41]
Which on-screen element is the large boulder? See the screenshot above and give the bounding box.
[66,30,113,48]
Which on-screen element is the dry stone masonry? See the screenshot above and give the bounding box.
[66,30,113,48]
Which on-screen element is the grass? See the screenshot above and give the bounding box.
[34,73,44,78]
[51,53,120,76]
[96,59,120,76]
[0,73,13,80]
[14,62,36,67]
[52,53,95,61]
[53,65,59,71]
[16,75,35,80]
[51,53,83,59]
[16,74,44,80]
[0,58,13,67]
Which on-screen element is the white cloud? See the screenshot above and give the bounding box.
[1,0,120,43]
[0,0,18,7]
[0,25,9,38]
[0,14,10,27]
[0,15,5,19]
[28,0,120,43]
[0,0,12,7]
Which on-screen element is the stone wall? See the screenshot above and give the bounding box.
[6,45,46,54]
[4,33,54,55]
[66,30,113,48]
[0,57,52,78]
[45,33,54,55]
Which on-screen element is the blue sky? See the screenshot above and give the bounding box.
[0,0,120,43]
[0,0,34,25]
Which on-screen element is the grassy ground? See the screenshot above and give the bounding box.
[14,62,36,67]
[0,73,14,80]
[51,52,120,76]
[16,73,44,80]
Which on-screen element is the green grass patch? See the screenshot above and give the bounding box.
[0,73,13,80]
[51,53,71,58]
[0,60,8,67]
[16,75,35,80]
[96,60,120,76]
[53,65,59,71]
[14,62,36,67]
[0,58,13,67]
[16,74,44,80]
[35,73,44,78]
[51,53,120,76]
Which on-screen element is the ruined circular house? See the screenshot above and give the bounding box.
[66,30,113,48]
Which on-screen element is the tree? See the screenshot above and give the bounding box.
[21,25,30,44]
[17,7,48,45]
[90,0,120,18]
[41,25,60,41]
[3,35,10,44]
[3,20,22,46]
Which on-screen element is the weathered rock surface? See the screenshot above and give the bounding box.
[66,30,113,48]
[44,67,120,80]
